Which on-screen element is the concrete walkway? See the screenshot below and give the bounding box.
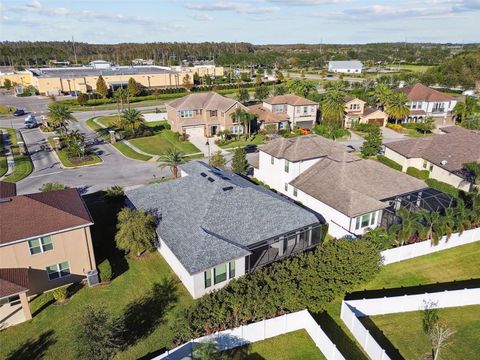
[0,129,15,178]
[188,134,228,156]
[122,140,159,161]
[93,118,107,129]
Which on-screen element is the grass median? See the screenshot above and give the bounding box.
[47,137,102,168]
[2,128,33,183]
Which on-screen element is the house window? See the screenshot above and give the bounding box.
[303,106,308,114]
[429,165,434,172]
[204,270,211,288]
[370,212,376,226]
[284,160,289,173]
[271,156,275,165]
[209,110,217,117]
[355,213,374,230]
[229,261,235,279]
[293,187,298,197]
[28,236,53,255]
[423,161,428,169]
[179,110,193,118]
[231,125,244,135]
[284,183,288,191]
[214,264,227,284]
[273,105,284,113]
[46,261,70,280]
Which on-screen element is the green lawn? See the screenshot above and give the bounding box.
[113,141,152,161]
[0,130,7,177]
[129,130,200,155]
[0,104,15,116]
[85,117,104,132]
[0,193,194,360]
[227,330,325,360]
[69,98,172,111]
[47,137,102,168]
[365,305,480,360]
[383,64,433,73]
[1,128,33,183]
[218,134,266,149]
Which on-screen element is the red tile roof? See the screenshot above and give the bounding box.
[0,188,93,245]
[399,83,455,102]
[0,268,29,298]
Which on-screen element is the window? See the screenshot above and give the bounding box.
[423,161,428,169]
[296,107,301,114]
[284,183,288,191]
[231,125,244,135]
[179,110,193,118]
[46,261,70,280]
[229,261,235,279]
[214,264,227,284]
[303,106,308,114]
[370,212,376,226]
[271,156,275,165]
[273,105,284,113]
[284,160,289,173]
[429,165,434,172]
[204,270,211,288]
[293,187,298,197]
[355,213,373,230]
[28,236,53,255]
[209,110,217,117]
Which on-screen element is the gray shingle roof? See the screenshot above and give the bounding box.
[166,92,247,112]
[126,162,319,274]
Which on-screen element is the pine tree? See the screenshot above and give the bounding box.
[209,151,227,169]
[127,77,140,96]
[360,126,383,157]
[231,148,249,174]
[96,75,109,98]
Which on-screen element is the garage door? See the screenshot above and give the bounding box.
[184,126,204,137]
[368,118,385,126]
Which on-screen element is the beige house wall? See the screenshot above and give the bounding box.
[0,72,34,87]
[0,226,96,296]
[360,110,388,127]
[344,99,365,114]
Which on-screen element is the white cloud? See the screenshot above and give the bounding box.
[184,2,279,14]
[193,12,214,21]
[268,0,350,5]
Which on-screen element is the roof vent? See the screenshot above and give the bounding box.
[200,172,207,177]
[440,160,448,166]
[207,177,215,182]
[222,186,233,191]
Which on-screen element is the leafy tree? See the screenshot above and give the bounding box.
[374,83,392,109]
[255,74,262,86]
[313,123,349,141]
[240,72,251,82]
[204,75,213,85]
[3,79,12,89]
[254,86,270,101]
[76,305,124,360]
[273,85,287,96]
[321,88,346,126]
[127,77,140,97]
[275,70,284,82]
[77,93,88,106]
[453,96,479,122]
[286,79,316,97]
[115,207,156,256]
[96,75,109,98]
[236,88,249,103]
[183,74,193,90]
[385,92,410,124]
[39,182,67,192]
[193,72,200,85]
[360,126,382,157]
[361,227,395,250]
[120,108,145,135]
[47,103,76,135]
[231,148,249,174]
[389,207,419,246]
[105,185,125,200]
[231,108,252,136]
[209,151,227,169]
[158,148,186,178]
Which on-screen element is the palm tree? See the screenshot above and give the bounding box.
[48,103,76,135]
[120,108,145,135]
[231,108,251,137]
[385,92,410,124]
[453,96,479,122]
[158,148,186,178]
[389,208,419,246]
[421,211,447,245]
[321,88,346,126]
[114,87,130,115]
[374,83,392,110]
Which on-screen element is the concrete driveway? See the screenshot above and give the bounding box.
[187,133,228,156]
[381,126,407,143]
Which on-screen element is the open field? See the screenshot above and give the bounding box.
[383,64,434,73]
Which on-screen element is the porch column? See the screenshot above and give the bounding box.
[19,292,32,321]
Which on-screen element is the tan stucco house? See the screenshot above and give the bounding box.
[0,183,96,327]
[343,96,388,128]
[166,92,249,137]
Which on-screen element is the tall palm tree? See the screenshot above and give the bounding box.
[158,148,186,178]
[453,96,479,122]
[48,103,76,135]
[389,208,419,246]
[385,92,410,124]
[321,88,346,126]
[120,108,145,135]
[421,211,447,245]
[374,83,392,110]
[231,108,251,137]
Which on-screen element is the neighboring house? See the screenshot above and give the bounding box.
[328,60,363,74]
[343,96,388,128]
[166,92,249,137]
[384,126,480,191]
[0,183,96,325]
[126,162,325,299]
[248,94,318,131]
[398,83,457,122]
[254,135,427,238]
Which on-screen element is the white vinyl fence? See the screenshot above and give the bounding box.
[153,309,345,360]
[381,227,480,265]
[341,287,480,360]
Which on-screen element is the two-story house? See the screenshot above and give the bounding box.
[166,92,249,137]
[398,83,457,122]
[248,94,318,131]
[0,183,96,326]
[254,135,427,238]
[343,96,388,128]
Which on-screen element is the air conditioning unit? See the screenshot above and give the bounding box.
[86,269,99,287]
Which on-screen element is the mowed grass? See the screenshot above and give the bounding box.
[365,305,480,360]
[227,330,326,360]
[384,64,433,73]
[0,130,7,176]
[2,128,33,183]
[0,104,15,116]
[113,141,152,161]
[129,130,200,155]
[219,134,266,149]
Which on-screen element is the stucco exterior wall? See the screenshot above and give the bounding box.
[0,227,95,295]
[286,104,317,128]
[0,72,34,87]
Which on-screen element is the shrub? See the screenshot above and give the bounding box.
[386,123,404,132]
[98,260,113,283]
[407,166,430,180]
[377,155,402,171]
[105,185,125,201]
[40,182,67,192]
[353,123,378,133]
[52,286,69,303]
[425,178,460,198]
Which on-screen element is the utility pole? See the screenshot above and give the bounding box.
[72,36,78,65]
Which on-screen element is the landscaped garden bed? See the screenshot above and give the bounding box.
[47,136,102,168]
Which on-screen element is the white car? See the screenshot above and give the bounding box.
[24,114,38,129]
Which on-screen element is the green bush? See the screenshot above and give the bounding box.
[353,123,378,133]
[406,166,430,180]
[98,260,113,282]
[52,286,69,303]
[377,155,402,171]
[425,178,460,198]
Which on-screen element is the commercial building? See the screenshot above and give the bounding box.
[328,60,363,74]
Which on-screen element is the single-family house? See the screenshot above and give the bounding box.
[248,94,318,131]
[343,96,388,128]
[0,183,96,326]
[166,92,249,137]
[398,83,457,122]
[126,162,325,299]
[328,60,363,74]
[254,135,427,238]
[384,126,480,191]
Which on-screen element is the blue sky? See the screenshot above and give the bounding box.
[1,0,479,44]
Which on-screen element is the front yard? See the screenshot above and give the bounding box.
[129,130,200,156]
[218,134,266,149]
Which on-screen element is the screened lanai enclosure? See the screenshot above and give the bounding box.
[379,188,456,230]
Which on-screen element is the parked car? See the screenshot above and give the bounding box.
[24,114,38,129]
[244,144,258,153]
[13,109,26,116]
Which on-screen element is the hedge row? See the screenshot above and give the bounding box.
[191,80,278,92]
[377,155,402,171]
[425,178,460,198]
[406,166,430,180]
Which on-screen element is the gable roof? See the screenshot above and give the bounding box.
[398,83,455,102]
[290,155,427,217]
[248,104,289,123]
[260,134,352,162]
[0,268,29,298]
[264,94,317,106]
[329,60,363,69]
[0,188,93,245]
[385,126,480,174]
[166,92,247,112]
[344,95,365,104]
[126,162,320,274]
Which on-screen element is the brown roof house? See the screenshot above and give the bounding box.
[398,83,457,122]
[0,183,96,327]
[343,96,388,128]
[248,94,318,132]
[254,135,427,238]
[166,92,249,137]
[384,126,480,191]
